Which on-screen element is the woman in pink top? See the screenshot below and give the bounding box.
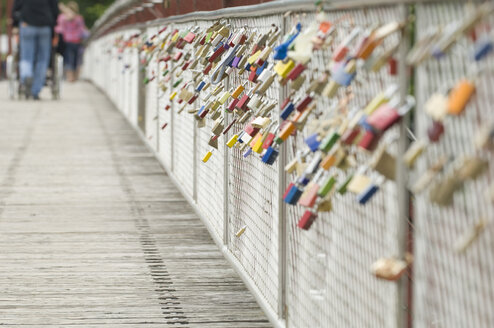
[55,1,88,82]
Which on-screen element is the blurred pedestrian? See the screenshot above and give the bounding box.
[56,2,88,82]
[12,0,59,100]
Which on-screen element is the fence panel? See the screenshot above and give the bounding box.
[227,14,285,315]
[413,2,494,328]
[144,26,160,151]
[193,19,227,242]
[283,6,404,328]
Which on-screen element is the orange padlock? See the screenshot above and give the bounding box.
[320,153,336,170]
[448,80,475,115]
[278,122,296,141]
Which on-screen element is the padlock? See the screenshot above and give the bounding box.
[263,133,276,149]
[280,102,295,120]
[236,225,247,237]
[411,156,448,194]
[456,156,488,181]
[202,150,213,163]
[227,134,239,148]
[337,174,354,195]
[333,27,361,62]
[371,257,409,281]
[297,210,317,230]
[218,89,232,105]
[257,72,275,95]
[364,85,398,115]
[429,174,462,206]
[427,120,445,143]
[342,127,361,145]
[252,117,271,129]
[277,122,296,143]
[454,219,487,253]
[319,132,340,153]
[212,118,224,136]
[370,147,396,180]
[367,103,400,132]
[262,146,279,165]
[425,93,448,121]
[285,158,298,174]
[295,95,313,112]
[236,93,251,111]
[305,133,321,152]
[298,183,319,207]
[286,62,306,81]
[252,135,264,154]
[243,147,252,158]
[473,38,493,61]
[357,183,379,204]
[332,60,357,87]
[474,123,494,150]
[448,79,475,115]
[403,139,427,168]
[283,183,303,205]
[274,59,295,78]
[232,83,246,99]
[318,176,336,198]
[347,174,371,194]
[290,74,306,90]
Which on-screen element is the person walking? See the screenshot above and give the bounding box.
[56,2,88,82]
[12,0,59,100]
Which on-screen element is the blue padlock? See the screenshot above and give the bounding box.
[284,184,303,205]
[305,133,321,152]
[357,184,379,204]
[297,174,311,186]
[474,39,493,62]
[256,61,268,76]
[196,81,206,92]
[245,63,252,72]
[197,105,207,118]
[262,146,279,165]
[243,148,252,158]
[280,102,295,120]
[332,62,356,87]
[358,114,375,132]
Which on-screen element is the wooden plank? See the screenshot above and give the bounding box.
[0,82,271,327]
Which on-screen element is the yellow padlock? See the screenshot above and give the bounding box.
[232,84,245,99]
[347,174,371,194]
[274,59,295,78]
[247,50,262,65]
[252,135,264,153]
[227,135,239,148]
[202,150,213,163]
[219,90,231,105]
[169,91,177,100]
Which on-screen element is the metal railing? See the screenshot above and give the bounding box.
[83,1,494,327]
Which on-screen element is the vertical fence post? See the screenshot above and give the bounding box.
[223,19,231,247]
[277,12,288,321]
[396,3,411,328]
[170,24,175,173]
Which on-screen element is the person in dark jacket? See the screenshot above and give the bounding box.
[12,0,59,99]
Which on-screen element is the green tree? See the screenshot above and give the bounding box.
[59,0,114,28]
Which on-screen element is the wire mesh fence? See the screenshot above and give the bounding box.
[83,1,494,327]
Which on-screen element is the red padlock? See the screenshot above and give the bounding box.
[297,210,317,230]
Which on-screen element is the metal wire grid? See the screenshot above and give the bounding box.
[144,27,159,151]
[193,19,226,242]
[157,27,173,171]
[169,22,196,199]
[225,15,284,314]
[413,3,494,328]
[283,7,404,328]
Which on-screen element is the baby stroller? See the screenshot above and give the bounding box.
[6,36,64,100]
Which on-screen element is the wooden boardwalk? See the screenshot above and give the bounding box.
[0,82,271,327]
